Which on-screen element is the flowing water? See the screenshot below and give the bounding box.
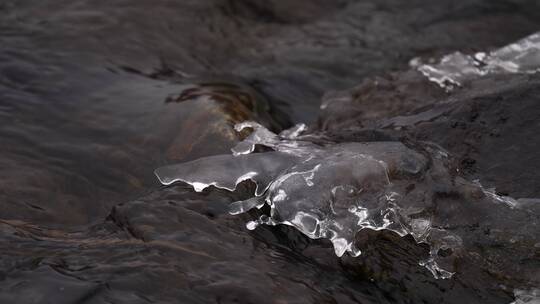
[1,1,540,303]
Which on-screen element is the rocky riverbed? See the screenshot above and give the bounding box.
[1,1,539,303]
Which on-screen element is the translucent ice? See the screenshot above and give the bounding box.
[511,289,540,304]
[154,122,536,279]
[155,152,298,196]
[155,122,429,255]
[156,123,443,264]
[416,32,540,90]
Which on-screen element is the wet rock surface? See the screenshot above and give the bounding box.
[320,72,540,198]
[1,1,540,304]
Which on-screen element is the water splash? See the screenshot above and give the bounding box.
[415,32,540,90]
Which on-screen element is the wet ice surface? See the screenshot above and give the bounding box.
[155,122,539,280]
[511,289,540,304]
[415,32,540,90]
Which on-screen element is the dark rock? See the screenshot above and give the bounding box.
[2,1,540,303]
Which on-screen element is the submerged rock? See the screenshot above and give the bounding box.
[163,81,285,161]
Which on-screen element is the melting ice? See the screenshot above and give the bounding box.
[155,122,427,256]
[156,121,529,279]
[511,289,540,304]
[414,32,540,90]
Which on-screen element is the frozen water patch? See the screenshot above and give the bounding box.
[156,122,428,256]
[414,32,540,90]
[155,152,299,196]
[155,123,445,274]
[473,180,519,208]
[511,289,540,304]
[154,122,530,279]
